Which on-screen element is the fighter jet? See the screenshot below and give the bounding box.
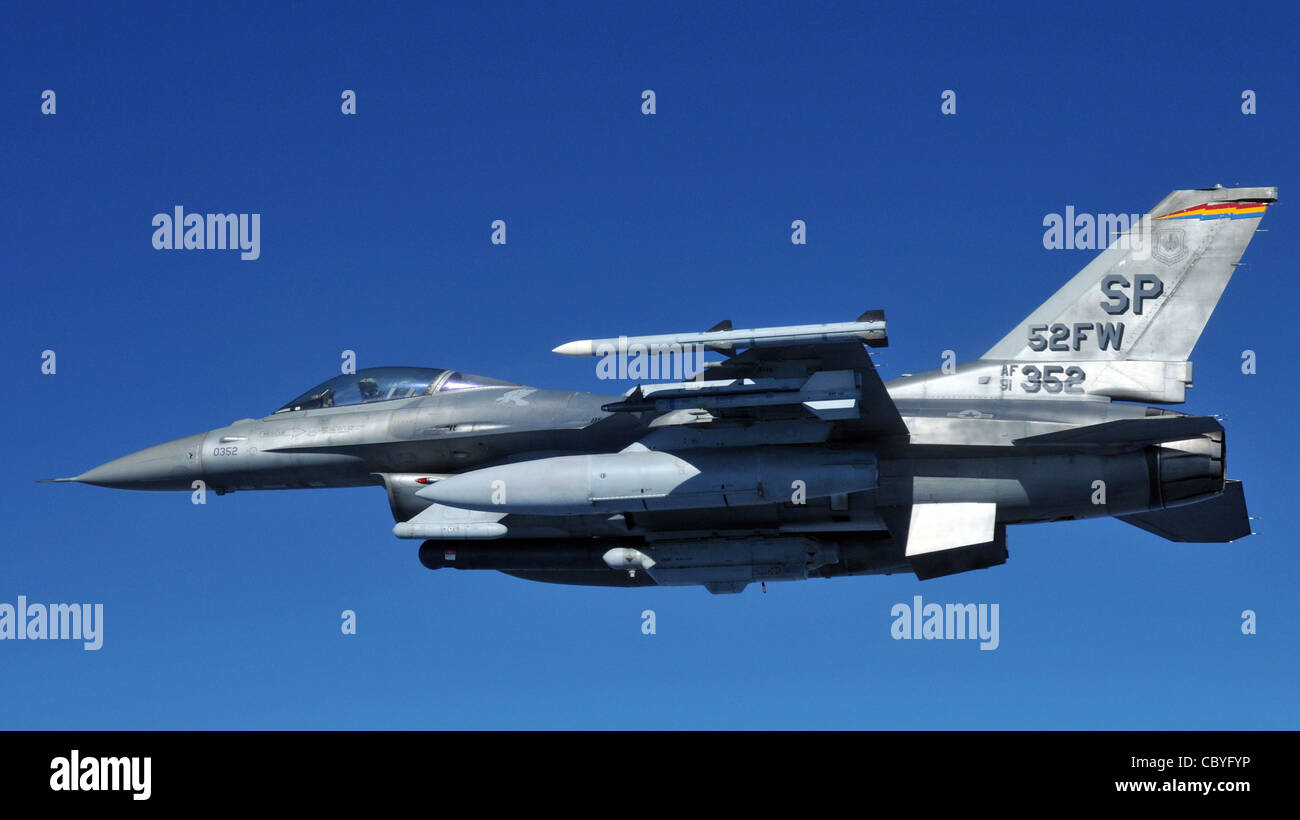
[51,186,1273,593]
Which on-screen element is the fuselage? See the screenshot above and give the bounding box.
[69,369,1219,535]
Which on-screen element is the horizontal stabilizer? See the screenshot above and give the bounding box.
[1118,480,1251,542]
[1013,415,1222,448]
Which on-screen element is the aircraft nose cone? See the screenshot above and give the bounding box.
[76,433,206,490]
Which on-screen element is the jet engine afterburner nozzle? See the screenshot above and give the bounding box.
[1152,431,1225,508]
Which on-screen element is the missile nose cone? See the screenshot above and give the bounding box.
[552,339,595,357]
[75,433,206,490]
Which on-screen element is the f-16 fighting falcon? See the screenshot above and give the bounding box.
[51,186,1273,593]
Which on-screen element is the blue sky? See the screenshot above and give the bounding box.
[2,1,1296,728]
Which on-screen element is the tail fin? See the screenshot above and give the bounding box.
[985,186,1275,365]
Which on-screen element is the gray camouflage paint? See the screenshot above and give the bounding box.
[54,187,1271,593]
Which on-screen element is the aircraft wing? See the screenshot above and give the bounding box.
[558,314,909,441]
[704,340,910,440]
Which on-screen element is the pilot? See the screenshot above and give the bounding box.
[358,378,382,402]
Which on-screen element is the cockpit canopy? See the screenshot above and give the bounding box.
[274,367,518,413]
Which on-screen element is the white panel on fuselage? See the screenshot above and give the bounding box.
[905,503,997,556]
